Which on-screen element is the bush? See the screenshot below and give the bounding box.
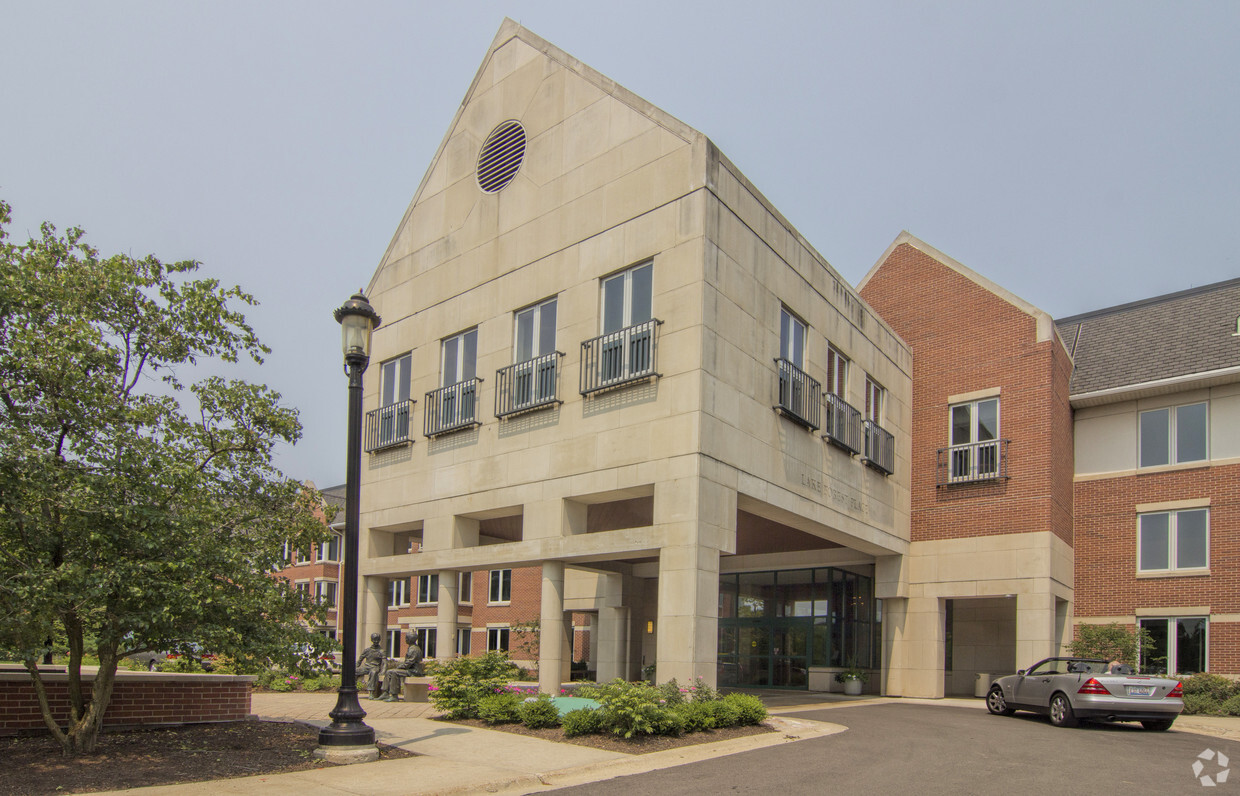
[657,678,687,707]
[519,695,562,729]
[595,680,662,738]
[723,692,767,725]
[430,651,520,719]
[160,655,206,674]
[652,706,685,737]
[301,676,326,692]
[705,698,741,728]
[477,693,522,724]
[1066,623,1150,667]
[561,707,603,737]
[674,701,716,732]
[269,677,294,693]
[1182,673,1239,703]
[688,676,717,703]
[254,669,280,690]
[1182,694,1222,716]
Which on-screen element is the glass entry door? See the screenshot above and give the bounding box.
[721,619,809,688]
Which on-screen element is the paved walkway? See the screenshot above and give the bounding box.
[91,690,1240,795]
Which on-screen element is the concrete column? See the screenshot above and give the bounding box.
[655,544,720,685]
[359,575,387,652]
[525,498,586,540]
[436,570,459,661]
[596,606,629,682]
[422,515,478,552]
[882,595,944,698]
[1016,589,1056,667]
[539,560,569,694]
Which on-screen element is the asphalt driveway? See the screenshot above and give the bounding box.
[550,702,1238,794]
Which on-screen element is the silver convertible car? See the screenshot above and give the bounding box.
[986,657,1183,730]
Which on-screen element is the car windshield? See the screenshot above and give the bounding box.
[1027,660,1064,676]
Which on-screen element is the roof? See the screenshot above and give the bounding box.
[320,483,346,510]
[1055,277,1240,400]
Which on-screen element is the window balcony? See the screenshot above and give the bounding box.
[861,420,895,475]
[774,358,821,430]
[365,399,414,452]
[580,319,662,395]
[937,439,1009,486]
[823,392,862,455]
[496,352,563,418]
[424,379,482,437]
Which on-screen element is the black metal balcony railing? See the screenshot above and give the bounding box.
[496,352,563,418]
[774,358,821,430]
[365,399,414,452]
[937,439,1010,486]
[823,392,862,455]
[861,420,895,475]
[424,378,482,437]
[580,319,662,395]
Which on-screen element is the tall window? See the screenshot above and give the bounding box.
[442,329,478,387]
[1139,508,1208,572]
[417,573,439,605]
[378,353,413,448]
[596,262,654,386]
[513,298,557,407]
[487,627,510,652]
[385,630,401,658]
[314,580,337,608]
[412,628,437,659]
[779,307,806,369]
[1140,403,1208,467]
[489,569,512,604]
[949,397,999,479]
[601,263,652,334]
[458,572,473,605]
[1140,617,1206,675]
[457,627,472,656]
[826,346,847,398]
[864,376,883,423]
[318,534,340,563]
[388,577,409,608]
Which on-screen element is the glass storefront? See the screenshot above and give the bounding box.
[718,567,879,688]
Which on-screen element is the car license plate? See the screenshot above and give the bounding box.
[1126,685,1154,696]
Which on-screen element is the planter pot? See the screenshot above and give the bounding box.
[842,679,863,696]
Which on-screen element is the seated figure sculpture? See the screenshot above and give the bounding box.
[379,631,424,701]
[357,633,386,699]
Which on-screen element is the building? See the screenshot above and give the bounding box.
[276,482,345,642]
[354,19,923,696]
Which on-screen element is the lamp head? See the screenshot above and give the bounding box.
[334,291,381,365]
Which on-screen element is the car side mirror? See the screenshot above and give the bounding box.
[1016,669,1025,676]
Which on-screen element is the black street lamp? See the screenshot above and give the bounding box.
[316,291,382,761]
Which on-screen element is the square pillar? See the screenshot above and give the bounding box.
[539,561,569,694]
[882,595,944,698]
[360,575,387,652]
[1016,589,1056,667]
[436,570,459,662]
[655,544,720,685]
[423,515,478,552]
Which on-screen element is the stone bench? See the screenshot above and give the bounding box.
[402,676,433,702]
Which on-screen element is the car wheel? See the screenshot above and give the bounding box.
[147,659,158,672]
[1048,693,1078,728]
[1141,719,1175,732]
[986,685,1014,716]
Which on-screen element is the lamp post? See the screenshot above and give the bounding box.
[316,292,381,762]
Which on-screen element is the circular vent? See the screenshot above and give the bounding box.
[476,120,526,193]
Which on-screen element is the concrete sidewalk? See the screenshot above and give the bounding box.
[92,690,1240,795]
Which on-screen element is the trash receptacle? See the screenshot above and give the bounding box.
[974,673,991,698]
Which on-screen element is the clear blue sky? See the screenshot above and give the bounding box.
[3,2,1237,486]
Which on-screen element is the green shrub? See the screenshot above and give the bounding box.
[689,676,717,703]
[574,683,603,700]
[269,677,294,693]
[561,707,603,737]
[515,667,538,682]
[301,677,326,692]
[657,678,687,707]
[652,706,685,737]
[722,692,767,725]
[430,651,520,719]
[254,669,280,690]
[1066,622,1150,667]
[1222,695,1240,717]
[160,655,206,674]
[1182,694,1222,715]
[117,658,146,672]
[673,701,717,732]
[595,679,662,738]
[705,698,741,728]
[1182,673,1239,702]
[518,695,562,729]
[477,693,522,724]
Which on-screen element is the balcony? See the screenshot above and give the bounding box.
[774,358,821,430]
[365,399,414,452]
[580,319,662,395]
[496,352,563,418]
[937,439,1009,486]
[424,379,482,438]
[822,392,862,455]
[861,420,895,475]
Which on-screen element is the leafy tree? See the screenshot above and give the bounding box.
[0,200,331,754]
[1067,622,1153,667]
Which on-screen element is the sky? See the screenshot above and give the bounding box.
[3,2,1237,487]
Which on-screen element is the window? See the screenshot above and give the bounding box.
[592,262,656,388]
[949,397,1000,479]
[864,376,883,423]
[388,578,409,608]
[487,627,510,652]
[412,628,437,659]
[442,329,478,387]
[1140,403,1208,467]
[315,580,338,608]
[382,353,412,407]
[458,572,473,605]
[1139,508,1208,572]
[511,298,558,408]
[385,630,401,658]
[601,263,652,334]
[376,353,413,448]
[294,580,310,597]
[1140,617,1207,675]
[320,629,337,641]
[297,544,313,565]
[432,329,479,433]
[779,307,806,369]
[417,573,439,605]
[318,534,340,563]
[457,627,472,656]
[489,569,512,604]
[826,346,847,398]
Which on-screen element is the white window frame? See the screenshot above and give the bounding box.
[950,397,1000,446]
[417,573,439,605]
[1138,508,1209,573]
[314,579,338,609]
[458,572,473,605]
[1139,402,1209,468]
[293,579,311,597]
[1139,616,1208,675]
[457,627,472,656]
[441,328,478,388]
[600,262,653,334]
[515,297,557,363]
[385,629,401,658]
[488,569,512,605]
[487,626,511,652]
[318,534,341,563]
[864,375,884,424]
[779,307,807,369]
[388,577,409,608]
[412,627,437,659]
[381,353,412,407]
[826,346,848,398]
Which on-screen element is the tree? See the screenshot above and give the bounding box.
[1067,622,1154,667]
[0,200,331,754]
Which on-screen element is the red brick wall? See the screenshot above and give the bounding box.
[0,673,253,736]
[860,242,1073,545]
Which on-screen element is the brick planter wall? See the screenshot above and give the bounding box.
[0,670,254,736]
